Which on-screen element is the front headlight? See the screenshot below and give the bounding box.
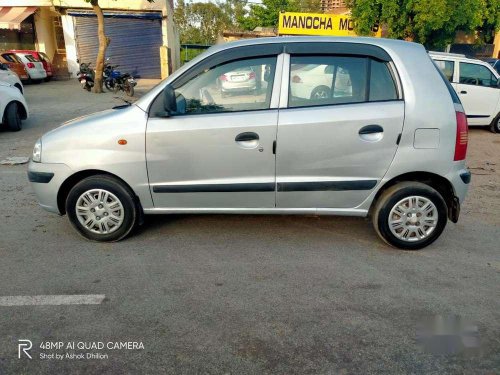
[32,138,42,163]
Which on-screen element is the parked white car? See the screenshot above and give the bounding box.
[0,82,29,131]
[430,52,500,133]
[0,62,24,94]
[290,63,352,100]
[13,52,47,82]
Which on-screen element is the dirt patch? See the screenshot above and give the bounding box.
[462,129,500,226]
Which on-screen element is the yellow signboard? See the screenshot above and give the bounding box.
[278,12,382,38]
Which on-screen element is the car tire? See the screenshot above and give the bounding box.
[66,175,138,242]
[3,102,22,131]
[490,114,500,133]
[310,85,330,100]
[372,182,448,250]
[44,76,52,82]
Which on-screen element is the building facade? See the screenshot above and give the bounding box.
[320,0,347,13]
[0,0,180,79]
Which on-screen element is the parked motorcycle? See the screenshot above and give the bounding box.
[103,62,136,97]
[77,61,94,91]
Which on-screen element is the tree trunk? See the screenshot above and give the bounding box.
[91,0,109,93]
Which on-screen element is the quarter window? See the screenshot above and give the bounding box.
[288,55,397,108]
[459,62,497,87]
[434,60,454,82]
[171,56,277,115]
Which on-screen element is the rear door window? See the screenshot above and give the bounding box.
[288,55,398,108]
[24,54,39,62]
[434,60,455,82]
[459,62,497,88]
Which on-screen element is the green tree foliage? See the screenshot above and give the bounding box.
[345,0,500,49]
[241,0,322,30]
[175,0,247,44]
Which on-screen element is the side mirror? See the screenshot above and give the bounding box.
[163,84,177,115]
[0,63,7,70]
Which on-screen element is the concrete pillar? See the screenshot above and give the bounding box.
[161,0,180,75]
[34,7,56,60]
[493,31,500,58]
[60,14,78,77]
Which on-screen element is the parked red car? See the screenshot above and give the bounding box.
[8,50,53,80]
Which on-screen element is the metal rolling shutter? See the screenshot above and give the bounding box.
[74,15,162,79]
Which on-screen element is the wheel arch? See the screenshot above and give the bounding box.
[14,83,23,95]
[57,169,142,217]
[369,171,457,220]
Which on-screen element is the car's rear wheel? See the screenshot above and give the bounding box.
[372,182,448,250]
[490,114,500,133]
[3,102,22,131]
[66,175,138,242]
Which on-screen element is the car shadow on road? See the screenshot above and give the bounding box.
[135,213,390,251]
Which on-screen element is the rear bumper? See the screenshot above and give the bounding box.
[446,166,471,222]
[28,160,73,214]
[221,81,257,92]
[28,70,47,79]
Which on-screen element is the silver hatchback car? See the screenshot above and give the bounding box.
[28,37,470,249]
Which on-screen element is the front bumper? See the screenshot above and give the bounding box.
[28,160,73,214]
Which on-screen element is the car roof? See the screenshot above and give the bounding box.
[9,50,38,53]
[208,36,420,55]
[428,51,492,64]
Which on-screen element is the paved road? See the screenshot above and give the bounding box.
[0,80,499,374]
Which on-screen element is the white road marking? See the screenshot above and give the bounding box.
[0,295,106,306]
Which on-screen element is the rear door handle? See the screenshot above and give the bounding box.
[359,125,384,142]
[235,132,259,149]
[359,124,383,135]
[460,90,467,94]
[235,132,259,142]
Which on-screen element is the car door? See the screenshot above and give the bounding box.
[455,62,500,125]
[146,50,283,209]
[276,49,404,209]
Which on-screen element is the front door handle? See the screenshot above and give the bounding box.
[460,90,467,94]
[359,124,384,142]
[235,132,259,149]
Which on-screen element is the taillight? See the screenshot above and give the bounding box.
[454,111,468,161]
[248,72,256,79]
[26,62,35,69]
[219,74,228,81]
[292,75,302,83]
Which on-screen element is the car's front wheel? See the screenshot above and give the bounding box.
[372,182,448,250]
[66,175,138,241]
[3,102,22,131]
